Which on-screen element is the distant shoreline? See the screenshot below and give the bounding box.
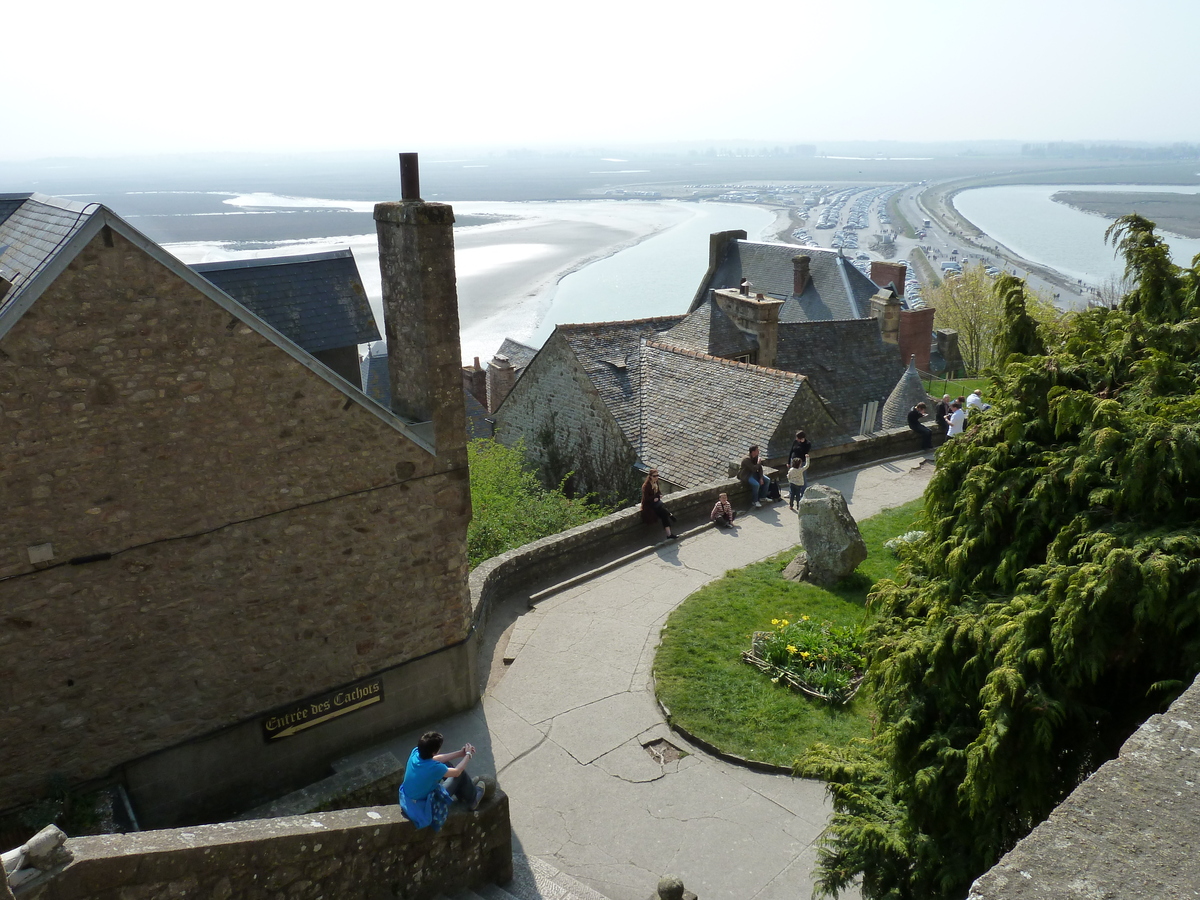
[1050,190,1200,239]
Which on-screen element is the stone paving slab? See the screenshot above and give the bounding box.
[346,456,933,900]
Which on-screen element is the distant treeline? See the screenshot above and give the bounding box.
[1022,142,1200,160]
[688,145,817,158]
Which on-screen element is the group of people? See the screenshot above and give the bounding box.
[641,432,815,537]
[908,389,990,450]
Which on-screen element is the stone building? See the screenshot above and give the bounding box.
[0,189,473,828]
[491,317,839,502]
[489,231,933,502]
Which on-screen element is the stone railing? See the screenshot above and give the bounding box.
[13,792,512,900]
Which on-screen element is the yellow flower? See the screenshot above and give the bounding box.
[771,619,780,626]
[786,645,798,654]
[779,619,789,628]
[801,615,810,622]
[800,651,810,658]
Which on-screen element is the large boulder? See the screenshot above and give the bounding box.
[783,485,867,586]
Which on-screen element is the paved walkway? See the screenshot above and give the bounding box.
[344,455,934,900]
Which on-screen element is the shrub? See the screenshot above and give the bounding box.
[467,438,611,568]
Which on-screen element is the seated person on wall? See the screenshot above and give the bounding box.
[399,731,484,831]
[907,402,933,450]
[739,445,774,508]
[641,468,677,540]
[710,492,736,528]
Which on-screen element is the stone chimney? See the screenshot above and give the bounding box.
[374,153,467,456]
[711,288,784,368]
[871,261,907,296]
[462,356,487,408]
[870,288,902,345]
[486,354,516,413]
[792,255,811,296]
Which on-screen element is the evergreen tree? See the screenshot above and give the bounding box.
[801,216,1200,899]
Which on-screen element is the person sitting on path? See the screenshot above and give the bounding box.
[641,469,677,540]
[907,402,933,450]
[787,456,811,510]
[947,400,966,436]
[788,430,812,466]
[399,731,484,831]
[739,445,772,508]
[710,492,736,528]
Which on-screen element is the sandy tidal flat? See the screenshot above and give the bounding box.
[166,195,695,363]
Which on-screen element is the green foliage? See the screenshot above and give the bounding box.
[749,616,866,704]
[467,438,610,568]
[928,264,1058,373]
[801,215,1200,899]
[653,500,923,767]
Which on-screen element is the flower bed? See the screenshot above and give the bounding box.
[742,617,865,705]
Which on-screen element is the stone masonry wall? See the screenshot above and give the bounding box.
[0,229,472,812]
[16,795,512,900]
[493,332,639,504]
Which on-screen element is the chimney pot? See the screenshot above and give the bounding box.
[400,152,421,201]
[793,255,811,296]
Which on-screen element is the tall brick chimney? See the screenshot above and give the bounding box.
[871,261,907,296]
[462,356,487,408]
[792,255,811,296]
[374,153,467,456]
[870,288,902,345]
[486,354,517,413]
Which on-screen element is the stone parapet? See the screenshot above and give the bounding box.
[15,793,512,900]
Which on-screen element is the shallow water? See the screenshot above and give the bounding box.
[955,184,1200,286]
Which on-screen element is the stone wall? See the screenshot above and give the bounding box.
[0,228,473,824]
[492,331,639,504]
[15,795,512,900]
[968,675,1200,899]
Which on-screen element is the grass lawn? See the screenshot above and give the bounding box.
[924,375,990,399]
[653,500,923,769]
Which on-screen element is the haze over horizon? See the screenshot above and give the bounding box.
[6,0,1199,164]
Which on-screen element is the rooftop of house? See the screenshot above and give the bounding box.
[638,342,837,487]
[695,239,880,323]
[656,299,756,358]
[493,337,538,374]
[191,250,380,353]
[774,318,903,426]
[0,193,99,317]
[363,341,492,440]
[554,315,685,439]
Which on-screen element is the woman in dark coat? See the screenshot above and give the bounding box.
[641,469,676,540]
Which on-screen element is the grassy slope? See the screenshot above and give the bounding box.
[654,500,923,769]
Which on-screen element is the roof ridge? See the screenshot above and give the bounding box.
[557,314,682,331]
[190,249,353,270]
[643,340,808,382]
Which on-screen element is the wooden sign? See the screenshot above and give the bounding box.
[262,677,384,741]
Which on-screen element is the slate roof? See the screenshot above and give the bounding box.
[556,316,685,440]
[656,299,756,358]
[882,355,932,429]
[775,318,903,431]
[697,240,879,323]
[362,341,492,439]
[639,342,829,488]
[191,250,379,353]
[494,337,537,374]
[0,193,99,314]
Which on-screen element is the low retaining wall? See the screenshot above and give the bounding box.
[16,794,512,900]
[468,424,931,623]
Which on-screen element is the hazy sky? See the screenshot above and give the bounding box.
[7,0,1198,161]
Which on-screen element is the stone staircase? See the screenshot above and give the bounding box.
[440,852,614,900]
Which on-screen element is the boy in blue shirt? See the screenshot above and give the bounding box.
[399,731,484,831]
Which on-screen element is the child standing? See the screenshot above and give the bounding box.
[787,457,810,510]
